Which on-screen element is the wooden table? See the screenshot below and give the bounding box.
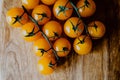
[0,0,120,80]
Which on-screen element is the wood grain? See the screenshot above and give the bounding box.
[0,0,120,80]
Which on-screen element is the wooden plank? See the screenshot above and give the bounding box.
[0,0,120,80]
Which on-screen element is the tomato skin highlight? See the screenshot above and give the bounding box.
[6,7,28,27]
[73,35,92,55]
[32,4,51,25]
[22,0,40,9]
[53,0,73,20]
[77,0,96,17]
[64,17,84,38]
[53,38,71,57]
[88,21,106,39]
[21,22,42,42]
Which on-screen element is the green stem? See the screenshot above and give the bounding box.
[41,31,59,60]
[69,0,81,19]
[22,6,59,61]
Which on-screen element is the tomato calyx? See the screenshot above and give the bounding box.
[36,13,49,21]
[69,19,82,32]
[93,22,98,31]
[84,0,90,8]
[25,26,40,37]
[57,6,70,16]
[57,0,71,16]
[12,11,25,25]
[49,32,60,40]
[77,0,90,12]
[77,36,87,44]
[89,21,98,31]
[49,61,56,69]
[38,48,52,56]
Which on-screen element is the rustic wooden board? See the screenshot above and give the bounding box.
[0,0,120,80]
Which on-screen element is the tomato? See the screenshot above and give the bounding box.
[42,21,62,41]
[6,7,28,27]
[53,0,73,20]
[38,53,56,75]
[88,21,106,39]
[64,17,84,38]
[73,35,92,55]
[41,0,56,5]
[21,22,42,42]
[77,0,96,17]
[53,38,71,57]
[21,0,40,9]
[33,38,52,57]
[32,5,51,25]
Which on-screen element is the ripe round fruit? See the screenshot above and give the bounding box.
[32,4,51,25]
[41,0,56,5]
[21,22,42,42]
[38,54,56,75]
[33,38,52,57]
[73,35,92,55]
[64,17,84,38]
[53,38,71,57]
[53,0,73,20]
[42,21,62,41]
[77,0,96,17]
[6,7,28,27]
[22,0,40,9]
[88,21,106,39]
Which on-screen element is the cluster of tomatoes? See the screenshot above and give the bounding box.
[6,0,106,75]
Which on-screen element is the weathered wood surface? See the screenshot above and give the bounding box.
[0,0,120,80]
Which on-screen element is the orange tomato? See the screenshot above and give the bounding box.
[6,7,28,27]
[42,21,62,41]
[77,0,96,17]
[53,0,73,20]
[38,53,56,75]
[41,0,56,5]
[22,0,40,9]
[53,38,71,57]
[32,4,51,25]
[64,17,84,38]
[73,35,92,55]
[21,22,42,42]
[88,21,106,39]
[33,38,52,57]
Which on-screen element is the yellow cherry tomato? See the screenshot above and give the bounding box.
[22,0,40,9]
[42,20,62,41]
[38,54,56,75]
[73,35,92,55]
[64,17,84,38]
[33,38,52,57]
[32,4,51,25]
[6,7,28,27]
[77,0,96,17]
[88,21,106,39]
[53,38,71,57]
[53,0,73,20]
[21,22,42,42]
